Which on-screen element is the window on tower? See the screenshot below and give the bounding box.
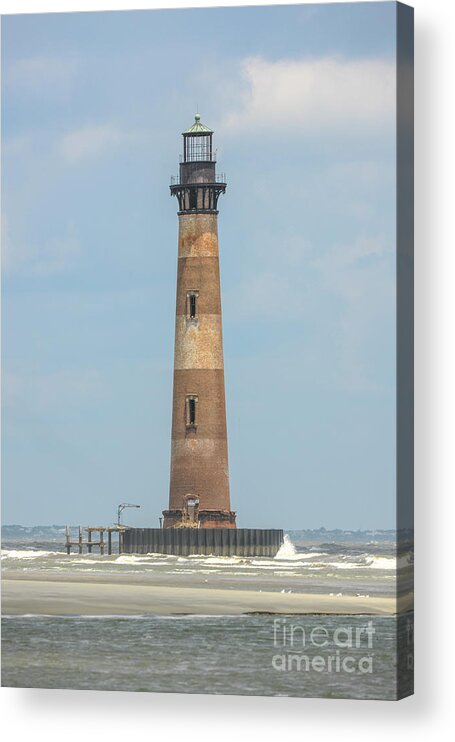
[187,291,198,321]
[186,395,198,429]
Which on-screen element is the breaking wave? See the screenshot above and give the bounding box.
[1,549,56,560]
[274,534,297,560]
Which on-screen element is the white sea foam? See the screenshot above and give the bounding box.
[1,549,56,560]
[274,534,297,559]
[368,556,397,570]
[323,556,399,571]
[199,559,247,567]
[110,555,160,565]
[325,561,362,570]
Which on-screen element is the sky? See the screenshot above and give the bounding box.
[1,2,400,529]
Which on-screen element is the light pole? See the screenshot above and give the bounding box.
[117,503,140,526]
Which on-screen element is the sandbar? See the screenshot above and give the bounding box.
[1,576,412,616]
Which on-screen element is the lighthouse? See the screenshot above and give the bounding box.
[120,115,283,555]
[162,114,236,529]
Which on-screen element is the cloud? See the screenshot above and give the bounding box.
[225,235,313,321]
[221,56,395,134]
[225,230,394,393]
[5,55,78,94]
[2,369,105,416]
[312,235,395,392]
[1,133,34,158]
[313,235,393,301]
[58,123,130,163]
[2,216,80,277]
[227,270,305,321]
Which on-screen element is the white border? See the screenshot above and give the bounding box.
[2,0,455,738]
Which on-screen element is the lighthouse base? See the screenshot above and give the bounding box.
[120,527,283,557]
[162,509,236,529]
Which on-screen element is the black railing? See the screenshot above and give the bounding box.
[170,173,226,186]
[179,151,217,164]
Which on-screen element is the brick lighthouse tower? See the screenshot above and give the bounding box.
[119,114,282,554]
[162,114,236,530]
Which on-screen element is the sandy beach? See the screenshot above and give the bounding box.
[2,573,412,616]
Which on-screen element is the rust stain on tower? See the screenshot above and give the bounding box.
[162,114,236,530]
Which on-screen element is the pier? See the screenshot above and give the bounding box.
[64,525,127,555]
[65,526,284,557]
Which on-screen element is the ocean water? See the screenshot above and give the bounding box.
[2,614,413,699]
[1,531,414,698]
[1,533,413,598]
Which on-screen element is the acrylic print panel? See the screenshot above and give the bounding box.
[1,1,414,699]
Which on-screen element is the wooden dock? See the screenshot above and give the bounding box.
[64,525,128,555]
